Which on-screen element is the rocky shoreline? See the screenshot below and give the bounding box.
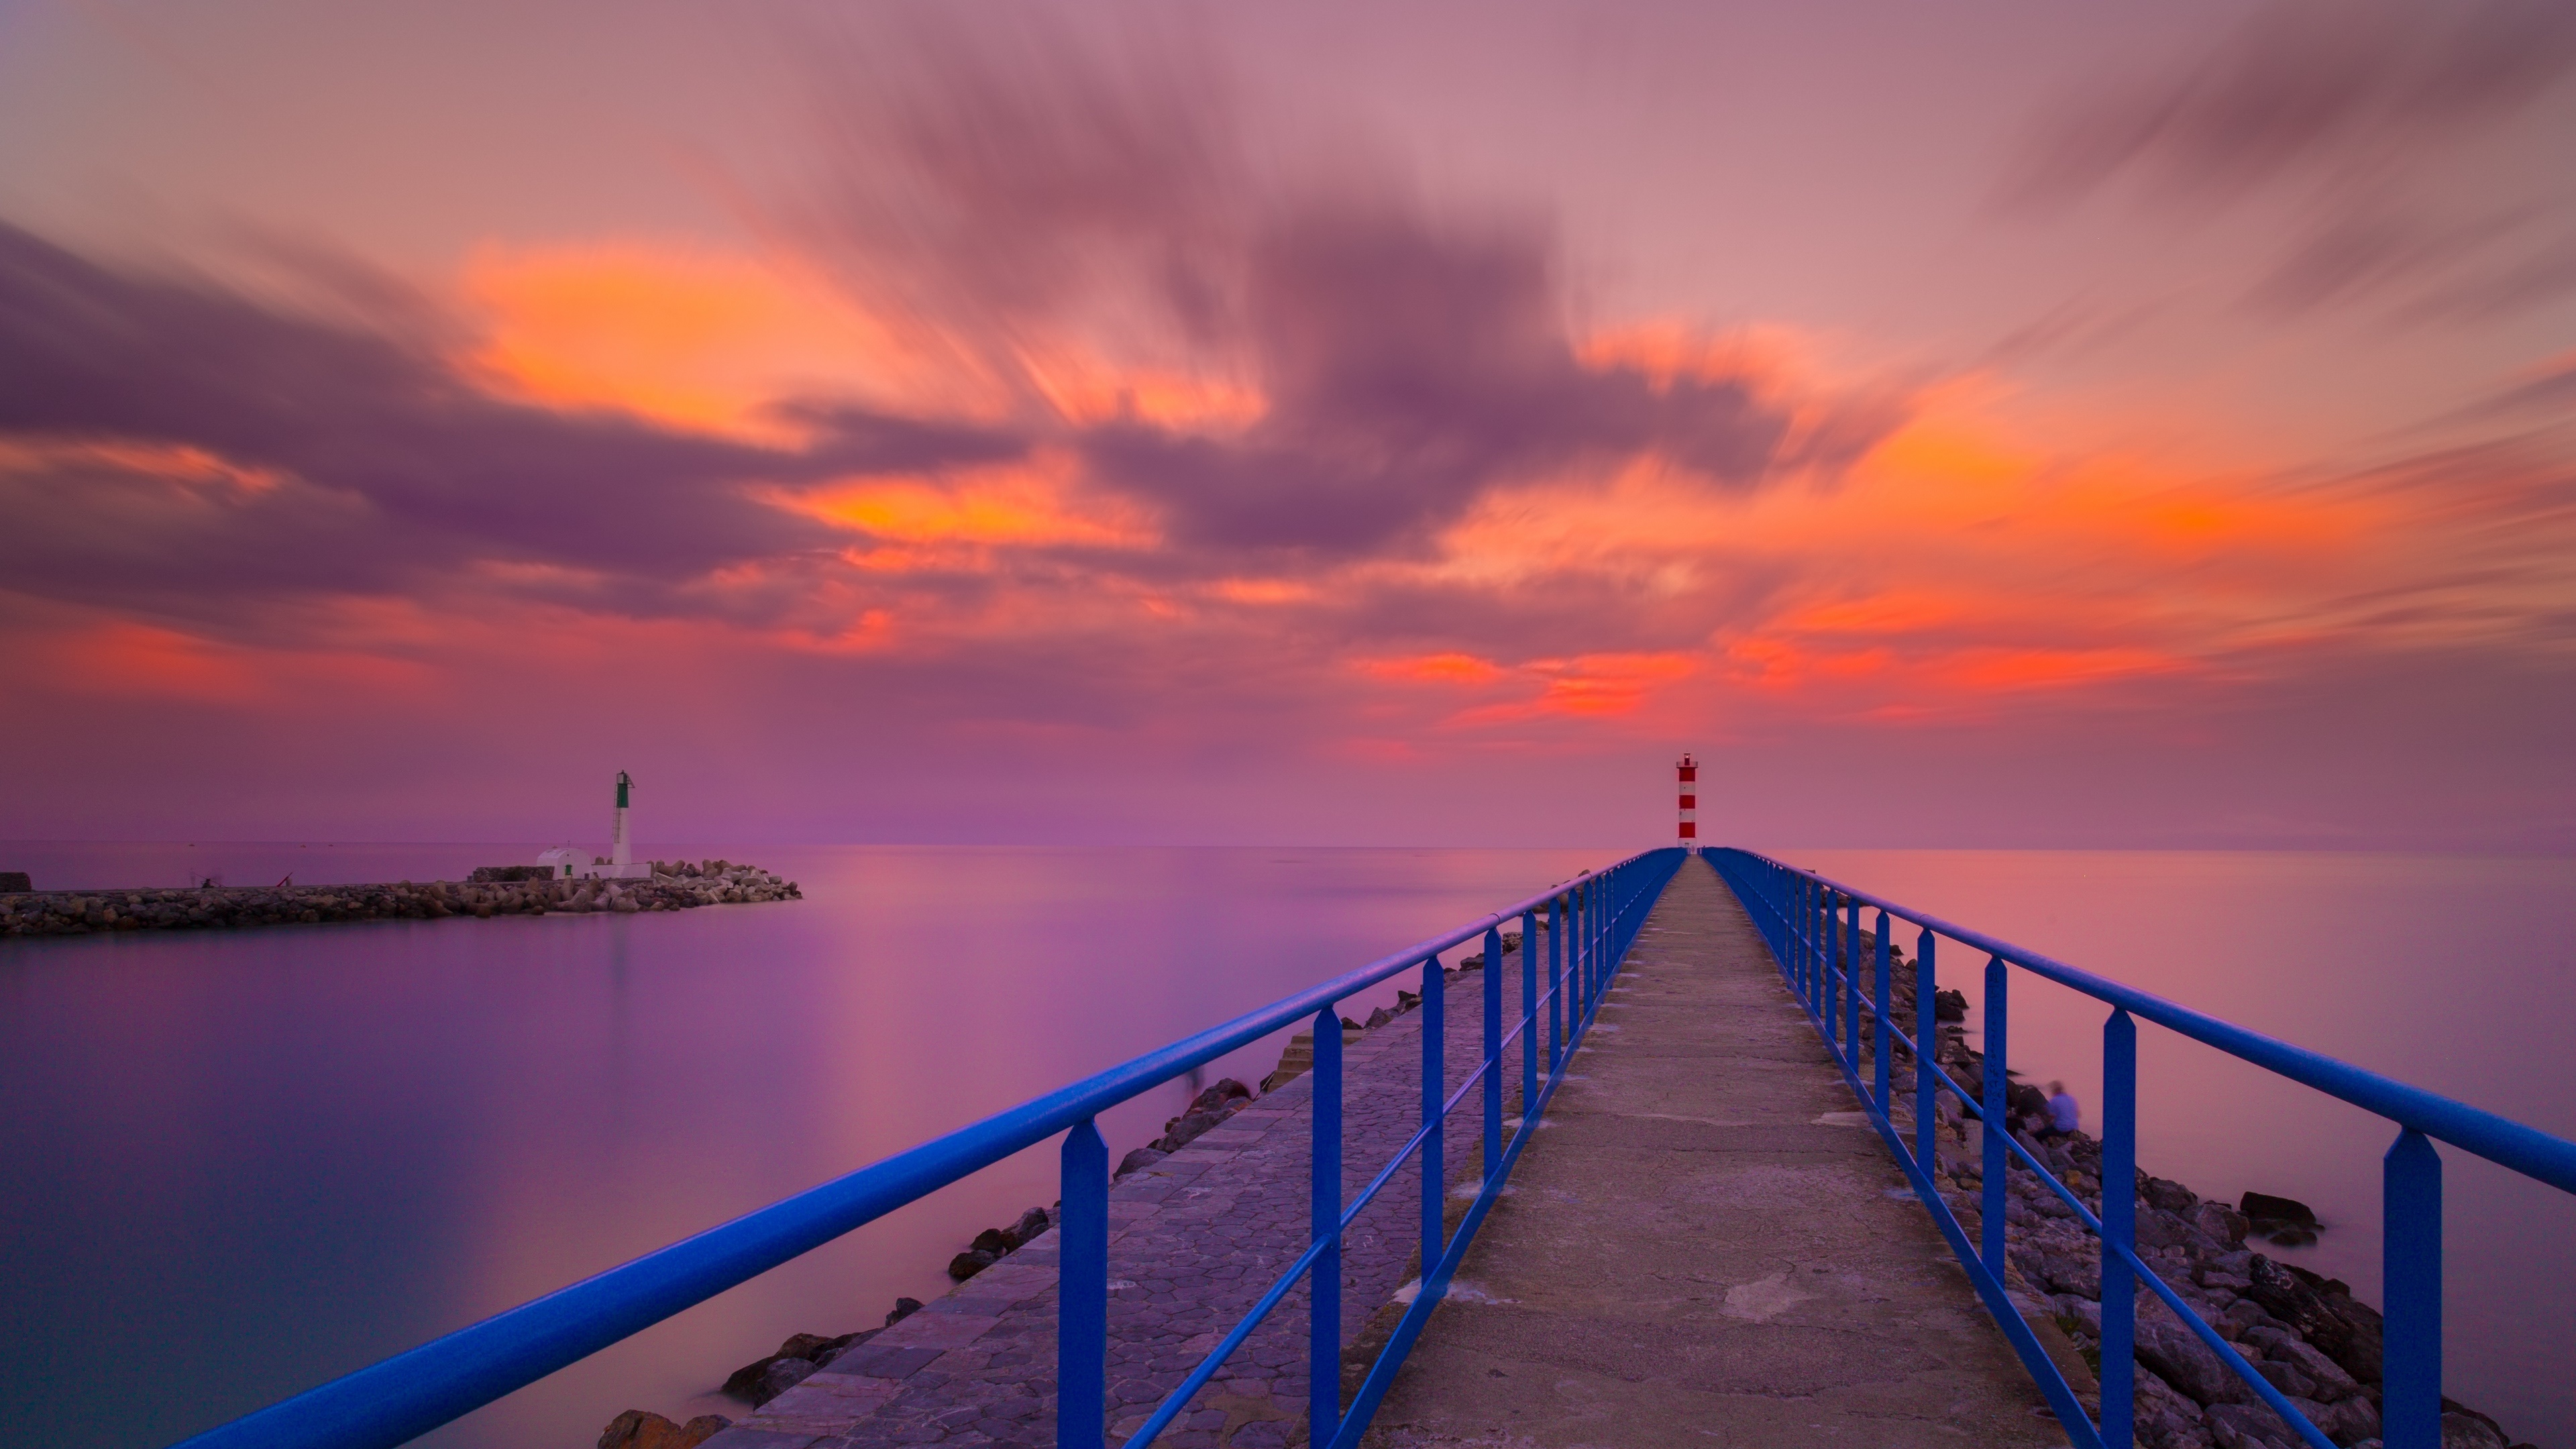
[0,860,799,938]
[1866,932,2532,1449]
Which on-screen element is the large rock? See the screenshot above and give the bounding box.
[598,1410,731,1449]
[1116,1146,1168,1178]
[2440,1409,2510,1449]
[2136,1310,2255,1407]
[755,1357,817,1404]
[1005,1205,1053,1247]
[2203,1401,2300,1449]
[2239,1191,2317,1228]
[2244,1256,2383,1385]
[948,1248,998,1281]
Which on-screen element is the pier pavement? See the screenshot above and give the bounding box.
[1356,855,2063,1449]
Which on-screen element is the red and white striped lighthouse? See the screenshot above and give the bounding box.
[1676,753,1699,849]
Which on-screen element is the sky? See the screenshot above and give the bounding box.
[1,0,2572,851]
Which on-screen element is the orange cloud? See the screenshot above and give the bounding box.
[462,241,979,439]
[780,455,1155,556]
[1356,652,1507,685]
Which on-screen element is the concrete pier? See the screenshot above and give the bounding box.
[701,859,2061,1449]
[1356,855,2063,1448]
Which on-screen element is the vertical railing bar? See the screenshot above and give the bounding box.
[1845,894,1862,1070]
[1059,1118,1109,1449]
[1483,924,1503,1183]
[1520,908,1539,1138]
[1873,909,1892,1115]
[1823,885,1837,1030]
[1981,954,2008,1274]
[1420,954,1444,1269]
[2100,1008,2137,1449]
[1915,928,1937,1176]
[1548,895,1564,1073]
[1309,1004,1342,1446]
[2384,1128,2443,1449]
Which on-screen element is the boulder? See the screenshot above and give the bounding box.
[2144,1177,2200,1214]
[2136,1311,2255,1407]
[886,1296,924,1326]
[2244,1256,2382,1385]
[1157,1110,1226,1152]
[1364,1006,1394,1030]
[948,1248,998,1281]
[0,872,30,892]
[1933,988,1968,1022]
[598,1410,731,1449]
[2440,1409,2510,1449]
[1184,1079,1254,1115]
[969,1227,1016,1257]
[1116,1147,1168,1178]
[755,1357,817,1403]
[1006,1205,1053,1246]
[2239,1191,2316,1228]
[722,1332,864,1401]
[2312,1393,2379,1446]
[2192,1201,2251,1246]
[2203,1401,2301,1449]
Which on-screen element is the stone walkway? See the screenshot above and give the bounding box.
[1355,855,2068,1449]
[706,931,1548,1449]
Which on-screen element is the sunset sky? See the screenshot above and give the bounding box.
[3,0,2572,849]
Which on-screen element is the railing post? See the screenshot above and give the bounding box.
[1587,876,1601,1008]
[1822,889,1838,1039]
[1548,896,1564,1073]
[1309,1005,1342,1446]
[1421,955,1444,1269]
[1058,1117,1108,1449]
[1815,883,1827,1016]
[1521,908,1539,1133]
[2384,1128,2443,1449]
[1483,924,1503,1183]
[1796,876,1811,1006]
[1872,910,1892,1114]
[1980,955,2007,1274]
[1845,895,1863,1069]
[2102,1008,2136,1449]
[1914,929,1937,1175]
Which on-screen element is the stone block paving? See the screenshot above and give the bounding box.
[706,932,1560,1449]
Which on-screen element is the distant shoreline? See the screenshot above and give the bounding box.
[0,860,799,938]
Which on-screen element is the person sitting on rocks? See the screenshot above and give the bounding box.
[2041,1081,2080,1138]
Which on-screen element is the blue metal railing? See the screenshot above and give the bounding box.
[1706,847,2576,1449]
[174,848,1686,1449]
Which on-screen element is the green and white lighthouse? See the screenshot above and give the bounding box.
[610,771,634,871]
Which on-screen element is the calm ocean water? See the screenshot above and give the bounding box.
[2,845,2569,1448]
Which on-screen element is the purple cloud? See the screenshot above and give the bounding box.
[0,222,1022,617]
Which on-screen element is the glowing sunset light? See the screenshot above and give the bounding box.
[0,0,2567,849]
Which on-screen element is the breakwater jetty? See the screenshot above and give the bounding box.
[0,859,798,938]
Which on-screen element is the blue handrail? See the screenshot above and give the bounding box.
[1706,846,2576,1449]
[173,848,1685,1449]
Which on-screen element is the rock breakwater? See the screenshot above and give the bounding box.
[0,860,799,938]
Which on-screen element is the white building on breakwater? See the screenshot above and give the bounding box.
[535,772,653,880]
